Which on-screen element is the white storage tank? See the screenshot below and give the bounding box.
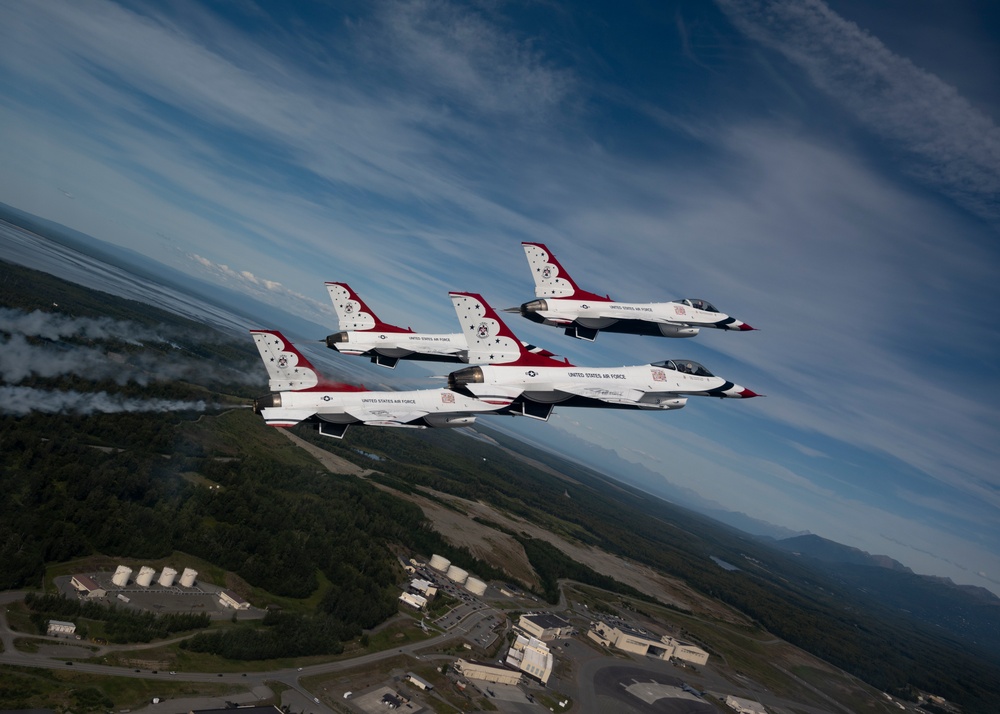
[465,576,487,596]
[135,566,156,587]
[429,554,451,572]
[446,565,469,585]
[112,565,132,587]
[179,568,198,588]
[158,567,177,587]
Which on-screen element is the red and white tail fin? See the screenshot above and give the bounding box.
[450,292,572,367]
[522,242,611,301]
[251,329,367,392]
[325,282,414,333]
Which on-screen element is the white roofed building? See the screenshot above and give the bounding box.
[506,633,553,684]
[47,619,76,636]
[399,592,427,609]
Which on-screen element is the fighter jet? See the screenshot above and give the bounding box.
[324,282,554,368]
[251,329,505,438]
[513,242,755,341]
[448,293,760,421]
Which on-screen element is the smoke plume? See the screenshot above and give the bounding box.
[0,386,206,416]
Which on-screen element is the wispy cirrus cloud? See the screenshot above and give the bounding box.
[715,0,1000,226]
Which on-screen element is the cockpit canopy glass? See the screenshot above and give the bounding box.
[651,360,714,377]
[673,298,718,313]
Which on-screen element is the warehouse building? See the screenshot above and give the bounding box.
[518,613,572,641]
[506,633,553,684]
[588,621,708,665]
[454,659,522,686]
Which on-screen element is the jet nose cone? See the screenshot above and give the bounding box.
[737,322,756,331]
[737,387,762,398]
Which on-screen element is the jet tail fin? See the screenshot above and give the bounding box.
[522,242,611,301]
[325,282,414,333]
[250,329,368,393]
[449,292,572,367]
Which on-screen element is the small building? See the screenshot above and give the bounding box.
[454,658,522,686]
[726,695,767,714]
[409,578,437,598]
[399,592,427,609]
[219,589,250,610]
[47,619,76,637]
[70,575,106,599]
[518,613,572,641]
[506,633,553,684]
[381,693,403,709]
[405,672,434,691]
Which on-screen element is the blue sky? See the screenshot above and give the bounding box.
[2,0,999,593]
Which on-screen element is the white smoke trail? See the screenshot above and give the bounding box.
[0,312,262,387]
[0,386,206,416]
[0,334,261,387]
[0,307,169,344]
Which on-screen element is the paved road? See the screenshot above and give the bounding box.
[0,588,495,712]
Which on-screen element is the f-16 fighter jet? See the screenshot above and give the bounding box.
[448,293,760,421]
[513,242,755,341]
[251,329,504,439]
[324,282,554,368]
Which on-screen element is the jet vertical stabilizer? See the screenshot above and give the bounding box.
[251,329,366,393]
[522,242,610,301]
[326,282,414,333]
[450,292,570,367]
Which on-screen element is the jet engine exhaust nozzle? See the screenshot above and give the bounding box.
[326,332,349,348]
[448,366,484,393]
[253,393,282,414]
[519,299,549,323]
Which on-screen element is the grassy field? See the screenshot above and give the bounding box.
[0,664,237,711]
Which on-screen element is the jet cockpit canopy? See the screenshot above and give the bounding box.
[673,298,718,313]
[651,360,714,377]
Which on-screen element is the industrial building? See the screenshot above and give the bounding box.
[588,621,709,665]
[399,592,427,609]
[405,672,434,691]
[505,633,554,684]
[518,613,572,641]
[70,575,106,599]
[112,565,132,587]
[219,589,250,610]
[47,619,76,637]
[454,659,522,686]
[409,578,437,597]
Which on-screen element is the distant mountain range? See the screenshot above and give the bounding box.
[772,533,1000,656]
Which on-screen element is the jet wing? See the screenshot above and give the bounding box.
[462,383,523,406]
[555,384,648,405]
[342,406,430,426]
